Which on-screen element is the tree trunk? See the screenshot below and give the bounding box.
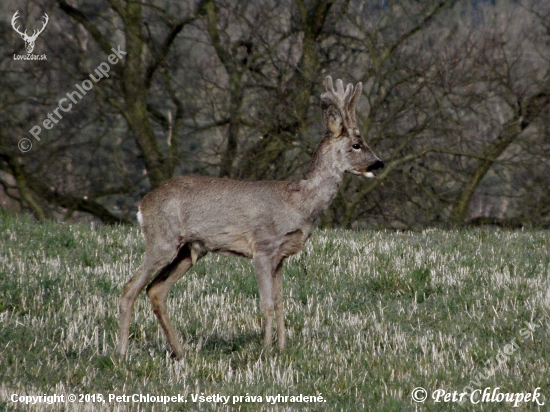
[122,2,169,189]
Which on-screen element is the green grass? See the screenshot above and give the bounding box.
[0,214,548,411]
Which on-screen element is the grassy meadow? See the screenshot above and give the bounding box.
[0,214,548,411]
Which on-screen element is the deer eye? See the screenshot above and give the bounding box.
[352,143,361,150]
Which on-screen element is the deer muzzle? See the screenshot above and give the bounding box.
[363,159,384,178]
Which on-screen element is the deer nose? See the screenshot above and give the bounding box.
[368,160,384,171]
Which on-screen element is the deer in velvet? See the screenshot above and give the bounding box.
[116,76,383,359]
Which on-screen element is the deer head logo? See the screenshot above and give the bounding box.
[12,11,49,54]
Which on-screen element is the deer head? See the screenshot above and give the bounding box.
[12,11,49,54]
[318,76,383,178]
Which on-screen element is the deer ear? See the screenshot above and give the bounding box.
[321,101,343,137]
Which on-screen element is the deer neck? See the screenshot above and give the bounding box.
[299,139,344,222]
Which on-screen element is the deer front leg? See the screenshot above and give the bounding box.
[273,260,286,350]
[253,254,275,348]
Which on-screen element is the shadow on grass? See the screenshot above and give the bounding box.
[198,331,262,354]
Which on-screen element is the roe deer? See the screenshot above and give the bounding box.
[116,76,383,359]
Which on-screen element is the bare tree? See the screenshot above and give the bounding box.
[1,0,549,228]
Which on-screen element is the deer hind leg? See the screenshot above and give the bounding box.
[116,248,178,358]
[146,242,206,359]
